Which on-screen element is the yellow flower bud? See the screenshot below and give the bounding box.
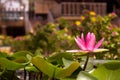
[64,28,68,32]
[89,11,96,16]
[75,21,81,26]
[80,16,85,20]
[90,17,96,22]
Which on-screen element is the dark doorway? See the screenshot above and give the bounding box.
[35,14,48,25]
[6,26,25,37]
[35,14,48,20]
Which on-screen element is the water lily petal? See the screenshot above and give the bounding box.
[75,36,86,50]
[75,32,105,53]
[85,32,91,47]
[87,33,96,51]
[93,48,109,52]
[66,50,88,55]
[66,50,85,52]
[86,32,91,40]
[94,38,104,49]
[81,33,85,41]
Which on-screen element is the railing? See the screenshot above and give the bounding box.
[24,12,33,34]
[0,20,24,26]
[47,10,55,23]
[61,2,106,16]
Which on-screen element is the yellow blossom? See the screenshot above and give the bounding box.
[67,36,72,40]
[90,17,96,23]
[64,28,68,32]
[80,16,85,20]
[89,11,96,16]
[0,35,5,39]
[108,12,117,18]
[52,28,57,32]
[75,21,81,26]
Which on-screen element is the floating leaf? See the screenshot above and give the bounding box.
[62,58,74,68]
[34,49,43,56]
[11,51,33,57]
[25,65,39,72]
[91,60,120,80]
[55,61,80,79]
[10,51,33,63]
[77,71,97,80]
[47,52,74,66]
[0,58,25,70]
[31,56,80,79]
[32,56,56,77]
[47,52,74,64]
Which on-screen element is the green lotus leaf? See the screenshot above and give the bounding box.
[62,58,74,68]
[55,61,80,79]
[11,51,33,57]
[34,49,43,56]
[76,71,98,80]
[25,65,39,72]
[31,56,80,79]
[10,51,33,63]
[91,60,120,80]
[0,58,25,70]
[47,52,74,63]
[31,56,56,77]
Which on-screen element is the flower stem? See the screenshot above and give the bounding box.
[24,68,27,80]
[83,53,90,71]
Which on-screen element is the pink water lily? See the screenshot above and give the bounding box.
[67,32,106,53]
[76,32,104,51]
[75,32,104,52]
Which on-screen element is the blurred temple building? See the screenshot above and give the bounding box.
[30,0,120,23]
[0,0,29,37]
[0,0,120,37]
